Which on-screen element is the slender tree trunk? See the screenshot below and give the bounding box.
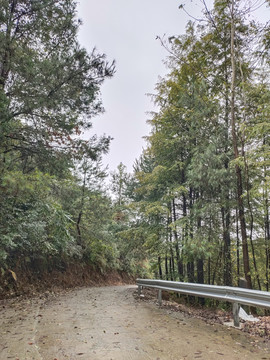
[196,215,204,304]
[230,0,252,288]
[222,32,232,287]
[197,259,204,284]
[187,186,195,303]
[197,258,205,305]
[208,257,211,285]
[212,245,223,285]
[165,254,169,281]
[186,187,194,282]
[158,256,163,279]
[236,208,240,285]
[187,262,195,283]
[266,206,270,285]
[207,219,212,285]
[266,205,270,290]
[169,222,175,281]
[182,192,188,281]
[169,257,173,281]
[239,60,261,289]
[76,211,83,245]
[264,151,270,290]
[222,206,232,286]
[196,215,204,284]
[172,198,184,280]
[76,171,86,248]
[244,151,261,290]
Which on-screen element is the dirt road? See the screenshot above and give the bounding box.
[1,285,269,360]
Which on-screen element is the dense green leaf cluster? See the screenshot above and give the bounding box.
[0,0,128,287]
[120,0,270,289]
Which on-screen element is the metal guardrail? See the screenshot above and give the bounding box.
[136,279,270,327]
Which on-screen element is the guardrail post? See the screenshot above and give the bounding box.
[233,302,240,327]
[136,279,270,321]
[158,289,162,306]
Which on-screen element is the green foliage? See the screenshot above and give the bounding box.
[123,0,270,288]
[0,0,128,283]
[0,170,76,268]
[0,0,114,173]
[1,0,270,291]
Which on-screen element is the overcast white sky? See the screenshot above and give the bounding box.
[76,0,268,173]
[76,0,202,173]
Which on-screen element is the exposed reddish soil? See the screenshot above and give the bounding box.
[0,264,134,299]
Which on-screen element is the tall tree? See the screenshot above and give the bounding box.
[0,0,114,174]
[130,0,270,289]
[0,1,119,284]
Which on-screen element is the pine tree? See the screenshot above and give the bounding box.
[0,0,114,174]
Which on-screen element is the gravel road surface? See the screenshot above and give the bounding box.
[1,285,269,359]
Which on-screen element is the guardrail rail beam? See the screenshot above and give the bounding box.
[136,279,270,327]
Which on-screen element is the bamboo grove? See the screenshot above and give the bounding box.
[119,1,270,290]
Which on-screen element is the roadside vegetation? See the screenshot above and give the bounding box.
[1,1,270,297]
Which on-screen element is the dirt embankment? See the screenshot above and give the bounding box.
[0,264,134,299]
